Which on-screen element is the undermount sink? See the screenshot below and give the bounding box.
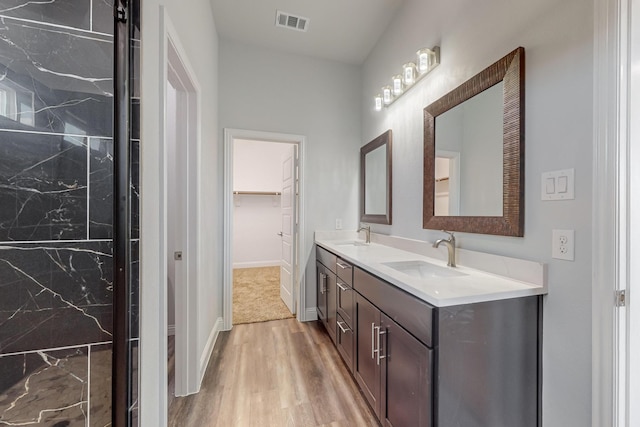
[335,241,369,247]
[383,260,468,279]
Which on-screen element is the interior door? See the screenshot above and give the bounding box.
[280,145,296,313]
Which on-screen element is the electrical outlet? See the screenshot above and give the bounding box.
[335,218,342,230]
[552,229,575,261]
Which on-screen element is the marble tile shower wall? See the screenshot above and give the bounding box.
[0,1,140,426]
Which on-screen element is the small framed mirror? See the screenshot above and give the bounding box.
[423,47,524,236]
[361,130,392,224]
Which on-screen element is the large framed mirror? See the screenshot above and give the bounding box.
[361,130,392,224]
[423,47,524,236]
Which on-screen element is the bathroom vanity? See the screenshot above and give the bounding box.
[315,236,545,427]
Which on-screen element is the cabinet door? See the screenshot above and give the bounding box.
[326,270,337,344]
[380,313,432,427]
[354,293,381,418]
[316,262,328,323]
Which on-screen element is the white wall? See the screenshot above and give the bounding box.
[362,0,593,425]
[219,39,362,309]
[233,140,292,268]
[140,0,220,423]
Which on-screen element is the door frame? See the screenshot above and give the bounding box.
[223,128,306,330]
[165,31,201,397]
[592,0,635,425]
[140,9,201,426]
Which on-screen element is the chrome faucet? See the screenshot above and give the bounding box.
[357,224,371,244]
[433,231,456,267]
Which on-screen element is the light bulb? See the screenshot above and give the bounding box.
[392,75,403,96]
[382,86,393,105]
[403,62,416,85]
[416,48,433,74]
[375,94,383,111]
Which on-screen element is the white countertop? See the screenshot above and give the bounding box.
[315,237,547,307]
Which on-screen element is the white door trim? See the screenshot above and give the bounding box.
[592,0,627,425]
[140,8,201,426]
[166,28,201,397]
[223,128,306,330]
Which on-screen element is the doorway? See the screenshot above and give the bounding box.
[223,129,306,330]
[231,139,296,324]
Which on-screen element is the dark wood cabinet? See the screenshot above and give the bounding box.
[316,261,337,344]
[354,293,382,418]
[355,293,433,427]
[316,244,539,427]
[380,313,432,427]
[336,313,354,371]
[316,262,328,324]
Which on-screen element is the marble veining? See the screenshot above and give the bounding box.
[0,130,87,241]
[0,0,141,424]
[0,16,113,136]
[0,0,91,32]
[89,138,140,240]
[0,347,88,426]
[0,242,113,353]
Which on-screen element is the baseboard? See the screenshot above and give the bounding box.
[303,307,318,322]
[233,261,280,269]
[199,317,223,386]
[167,324,175,336]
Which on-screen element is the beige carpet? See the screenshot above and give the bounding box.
[233,266,294,325]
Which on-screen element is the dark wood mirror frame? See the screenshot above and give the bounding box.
[361,130,393,225]
[423,47,525,236]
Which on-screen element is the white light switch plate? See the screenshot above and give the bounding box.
[335,218,342,230]
[541,169,575,200]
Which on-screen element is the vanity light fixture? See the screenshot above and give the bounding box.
[374,46,440,111]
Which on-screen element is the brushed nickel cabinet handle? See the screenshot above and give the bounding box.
[377,329,387,365]
[337,282,350,292]
[336,262,352,270]
[319,273,327,294]
[371,323,376,359]
[337,321,351,334]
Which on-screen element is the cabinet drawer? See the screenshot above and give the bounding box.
[336,257,353,286]
[316,245,336,272]
[336,313,354,373]
[354,267,434,348]
[336,278,354,328]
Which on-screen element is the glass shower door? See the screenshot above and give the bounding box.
[0,1,140,425]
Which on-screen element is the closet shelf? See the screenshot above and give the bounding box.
[233,191,281,196]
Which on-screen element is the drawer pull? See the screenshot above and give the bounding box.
[319,273,327,294]
[337,321,351,334]
[337,282,350,292]
[336,261,352,270]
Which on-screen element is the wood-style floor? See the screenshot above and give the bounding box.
[168,318,379,426]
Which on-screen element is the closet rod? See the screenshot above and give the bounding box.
[233,191,281,196]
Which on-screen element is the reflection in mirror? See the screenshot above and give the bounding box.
[434,82,503,216]
[361,130,392,224]
[423,47,524,236]
[365,145,387,214]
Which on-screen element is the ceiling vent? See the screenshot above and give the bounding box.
[275,10,309,32]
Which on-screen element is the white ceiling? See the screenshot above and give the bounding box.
[210,0,406,65]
